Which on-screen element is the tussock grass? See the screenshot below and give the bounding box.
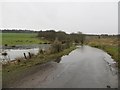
[87,37,119,68]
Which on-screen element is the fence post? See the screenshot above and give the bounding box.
[24,53,27,59]
[28,52,31,59]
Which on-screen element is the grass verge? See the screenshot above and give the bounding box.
[2,46,76,87]
[87,38,119,68]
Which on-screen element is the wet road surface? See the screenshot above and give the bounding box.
[11,46,118,88]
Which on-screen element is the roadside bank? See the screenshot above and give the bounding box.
[2,46,76,88]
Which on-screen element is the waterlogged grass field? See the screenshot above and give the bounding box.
[0,33,47,46]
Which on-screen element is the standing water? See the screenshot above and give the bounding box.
[3,46,118,88]
[0,48,39,62]
[0,44,51,62]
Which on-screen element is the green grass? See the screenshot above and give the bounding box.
[0,33,2,45]
[0,33,48,45]
[104,46,119,62]
[92,45,119,62]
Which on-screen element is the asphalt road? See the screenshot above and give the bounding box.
[11,46,118,88]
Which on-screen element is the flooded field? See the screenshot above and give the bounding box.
[0,44,51,62]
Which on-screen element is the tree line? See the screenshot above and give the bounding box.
[0,29,38,33]
[37,30,86,53]
[38,30,85,45]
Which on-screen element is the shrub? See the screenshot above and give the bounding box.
[4,44,8,46]
[39,49,44,54]
[51,38,62,53]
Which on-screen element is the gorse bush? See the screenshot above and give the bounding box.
[51,38,62,53]
[50,38,72,54]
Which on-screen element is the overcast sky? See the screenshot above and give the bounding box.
[0,0,118,34]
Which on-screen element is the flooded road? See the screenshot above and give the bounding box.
[11,46,118,88]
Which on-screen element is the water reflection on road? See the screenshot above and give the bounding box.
[10,46,118,88]
[44,46,118,88]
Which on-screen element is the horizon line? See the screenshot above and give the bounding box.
[0,29,119,35]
